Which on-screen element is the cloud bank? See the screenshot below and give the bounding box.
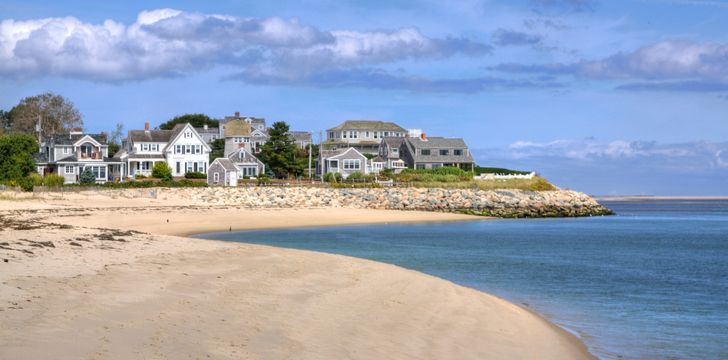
[0,9,491,87]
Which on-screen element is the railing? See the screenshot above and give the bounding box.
[78,152,103,160]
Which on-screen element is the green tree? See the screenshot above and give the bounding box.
[151,162,172,181]
[293,144,318,178]
[209,138,225,162]
[258,121,299,178]
[9,93,83,139]
[0,134,37,182]
[79,168,96,184]
[107,122,124,156]
[159,114,218,130]
[0,109,11,134]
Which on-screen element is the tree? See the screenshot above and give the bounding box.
[0,109,11,134]
[0,133,37,182]
[209,138,225,162]
[159,114,218,130]
[79,168,96,184]
[107,122,124,156]
[151,162,172,181]
[9,93,83,139]
[258,121,299,178]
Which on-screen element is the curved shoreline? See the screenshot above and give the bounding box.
[1,194,595,359]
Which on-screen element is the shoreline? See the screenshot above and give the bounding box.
[1,192,595,359]
[596,195,728,201]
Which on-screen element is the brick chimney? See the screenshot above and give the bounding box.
[144,121,150,131]
[420,132,427,141]
[235,111,240,117]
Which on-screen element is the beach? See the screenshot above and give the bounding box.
[0,190,594,359]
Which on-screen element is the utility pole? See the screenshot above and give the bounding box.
[35,115,42,152]
[308,140,312,181]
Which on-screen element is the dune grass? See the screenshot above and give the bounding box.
[412,176,557,191]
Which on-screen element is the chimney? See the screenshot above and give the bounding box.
[144,121,150,131]
[420,133,427,141]
[235,111,240,117]
[203,124,208,130]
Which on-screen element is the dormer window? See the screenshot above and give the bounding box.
[392,148,398,154]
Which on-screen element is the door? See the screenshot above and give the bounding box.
[229,172,237,187]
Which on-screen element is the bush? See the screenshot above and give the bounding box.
[151,162,172,181]
[474,166,530,175]
[346,171,364,181]
[17,177,34,192]
[257,175,271,185]
[79,168,96,184]
[0,133,37,183]
[397,167,472,183]
[184,171,206,179]
[323,172,343,183]
[28,173,43,186]
[44,174,66,187]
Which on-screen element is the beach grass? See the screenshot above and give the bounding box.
[413,176,557,191]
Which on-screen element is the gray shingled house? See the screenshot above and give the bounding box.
[401,134,475,171]
[36,130,123,184]
[318,147,369,178]
[377,137,408,173]
[208,158,239,186]
[324,120,407,155]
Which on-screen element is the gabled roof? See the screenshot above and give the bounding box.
[164,123,211,152]
[288,131,312,142]
[320,147,366,160]
[405,137,474,163]
[327,120,406,132]
[227,148,262,164]
[127,129,173,143]
[381,136,405,148]
[195,127,219,134]
[211,158,238,172]
[46,133,108,146]
[224,119,252,137]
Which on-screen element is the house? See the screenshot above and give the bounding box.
[195,124,220,144]
[219,112,268,153]
[378,137,407,173]
[35,130,124,184]
[116,122,211,179]
[401,134,475,171]
[208,158,238,186]
[324,120,407,155]
[318,147,369,179]
[287,131,313,149]
[227,148,265,178]
[223,119,253,157]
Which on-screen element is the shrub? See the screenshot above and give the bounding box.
[79,168,96,184]
[0,134,37,183]
[28,173,43,186]
[346,171,364,181]
[257,175,271,185]
[43,174,65,187]
[17,177,34,192]
[397,167,471,183]
[184,171,206,179]
[323,172,343,183]
[474,166,530,175]
[152,162,172,181]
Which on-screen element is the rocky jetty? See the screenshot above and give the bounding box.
[110,187,613,218]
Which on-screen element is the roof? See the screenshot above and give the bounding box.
[405,137,474,164]
[227,148,262,164]
[126,154,166,160]
[195,127,219,134]
[34,152,48,163]
[287,131,312,142]
[327,120,406,132]
[224,119,252,137]
[382,137,405,148]
[212,158,238,172]
[46,133,108,146]
[320,147,365,160]
[372,155,386,162]
[127,129,173,143]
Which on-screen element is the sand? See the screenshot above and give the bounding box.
[0,191,594,359]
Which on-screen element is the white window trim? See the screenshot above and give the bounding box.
[65,165,74,174]
[213,172,220,183]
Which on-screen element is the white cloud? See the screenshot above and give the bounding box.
[0,9,490,82]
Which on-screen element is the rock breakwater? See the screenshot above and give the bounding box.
[109,187,612,218]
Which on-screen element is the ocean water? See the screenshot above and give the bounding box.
[194,200,728,359]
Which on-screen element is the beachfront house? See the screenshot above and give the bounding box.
[318,147,369,179]
[220,112,268,153]
[223,119,253,157]
[287,131,313,149]
[400,134,475,171]
[377,137,408,173]
[116,122,211,179]
[35,130,124,184]
[207,158,238,186]
[324,120,407,155]
[227,148,265,178]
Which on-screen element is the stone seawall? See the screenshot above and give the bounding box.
[109,187,613,218]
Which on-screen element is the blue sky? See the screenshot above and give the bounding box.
[1,0,727,195]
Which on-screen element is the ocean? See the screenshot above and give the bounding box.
[194,200,728,359]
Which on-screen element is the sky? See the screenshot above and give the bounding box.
[1,0,727,195]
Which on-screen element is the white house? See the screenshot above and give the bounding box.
[117,122,211,179]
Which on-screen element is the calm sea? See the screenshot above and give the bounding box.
[194,200,728,359]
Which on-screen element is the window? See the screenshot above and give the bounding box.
[440,149,449,156]
[329,160,339,168]
[454,149,464,156]
[140,162,150,171]
[329,132,335,139]
[384,132,389,137]
[142,143,149,151]
[343,132,347,139]
[195,145,201,154]
[416,164,426,169]
[343,159,361,170]
[374,132,378,139]
[187,162,194,172]
[184,131,192,138]
[175,145,182,154]
[84,166,106,179]
[392,148,399,154]
[63,147,70,154]
[151,144,159,152]
[213,172,220,183]
[65,165,74,174]
[421,149,431,156]
[185,145,191,154]
[365,131,369,137]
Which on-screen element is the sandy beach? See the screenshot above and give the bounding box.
[0,191,594,359]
